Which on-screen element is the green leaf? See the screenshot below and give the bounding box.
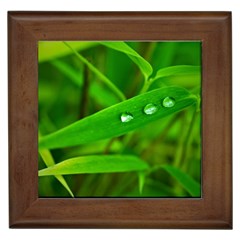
[39,155,149,176]
[101,42,153,80]
[39,149,74,197]
[140,65,201,93]
[161,165,201,197]
[38,41,98,62]
[39,86,197,149]
[152,65,201,83]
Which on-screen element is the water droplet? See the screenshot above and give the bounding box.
[143,103,158,115]
[120,112,133,123]
[162,97,175,108]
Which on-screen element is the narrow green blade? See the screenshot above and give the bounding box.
[39,149,74,197]
[39,86,197,149]
[39,155,149,176]
[153,65,201,82]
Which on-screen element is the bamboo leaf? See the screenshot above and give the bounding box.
[101,42,153,80]
[161,165,201,197]
[39,86,197,149]
[39,155,149,176]
[152,65,201,83]
[39,149,74,197]
[141,65,201,93]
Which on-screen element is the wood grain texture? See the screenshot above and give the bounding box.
[8,11,232,229]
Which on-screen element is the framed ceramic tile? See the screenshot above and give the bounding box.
[8,12,232,228]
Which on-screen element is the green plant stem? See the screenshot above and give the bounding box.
[139,79,152,94]
[139,76,168,94]
[63,41,126,102]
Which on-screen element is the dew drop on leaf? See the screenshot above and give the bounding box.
[143,103,158,115]
[162,97,175,108]
[120,112,134,123]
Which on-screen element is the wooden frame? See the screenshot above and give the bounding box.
[8,11,232,229]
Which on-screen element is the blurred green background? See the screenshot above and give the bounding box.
[38,41,201,197]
